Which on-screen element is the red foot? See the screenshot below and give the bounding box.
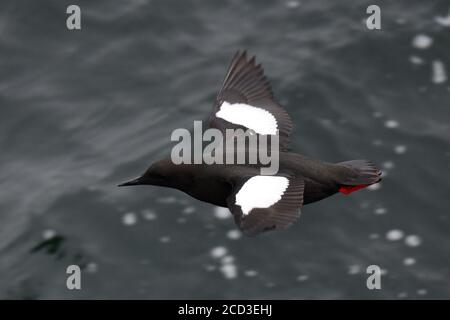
[339,184,370,195]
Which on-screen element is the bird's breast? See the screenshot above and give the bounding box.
[183,178,231,208]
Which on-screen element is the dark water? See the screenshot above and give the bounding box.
[1,0,449,299]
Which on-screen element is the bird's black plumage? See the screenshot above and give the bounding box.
[119,51,382,236]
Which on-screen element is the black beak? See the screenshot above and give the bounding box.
[117,177,143,187]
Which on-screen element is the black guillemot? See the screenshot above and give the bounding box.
[119,51,382,236]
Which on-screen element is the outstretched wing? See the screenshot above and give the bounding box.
[209,50,293,151]
[225,173,305,236]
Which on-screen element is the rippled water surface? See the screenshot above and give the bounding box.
[1,0,449,299]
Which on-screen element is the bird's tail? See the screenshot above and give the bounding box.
[336,160,382,195]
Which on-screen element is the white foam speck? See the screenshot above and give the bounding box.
[42,229,56,239]
[405,235,422,247]
[221,255,235,264]
[360,201,370,209]
[297,275,309,282]
[158,196,177,204]
[435,11,450,26]
[372,111,383,118]
[226,230,242,240]
[86,262,98,273]
[382,161,395,170]
[319,118,333,127]
[373,139,383,146]
[182,206,195,215]
[214,207,230,219]
[432,60,447,84]
[205,264,216,272]
[417,288,428,296]
[397,292,408,299]
[142,209,157,220]
[369,233,380,240]
[244,270,258,277]
[409,55,424,65]
[122,212,137,226]
[418,86,428,93]
[367,183,381,191]
[210,247,238,279]
[403,257,416,266]
[412,34,433,49]
[374,207,387,215]
[220,263,237,279]
[348,264,362,275]
[394,145,407,154]
[210,246,228,259]
[386,229,404,241]
[385,119,399,129]
[176,217,187,224]
[286,1,301,9]
[159,236,171,243]
[396,18,406,25]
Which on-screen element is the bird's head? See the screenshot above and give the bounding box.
[118,158,191,188]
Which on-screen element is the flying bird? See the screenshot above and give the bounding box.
[119,51,382,236]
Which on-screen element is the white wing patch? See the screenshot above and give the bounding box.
[216,101,278,135]
[235,176,289,215]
